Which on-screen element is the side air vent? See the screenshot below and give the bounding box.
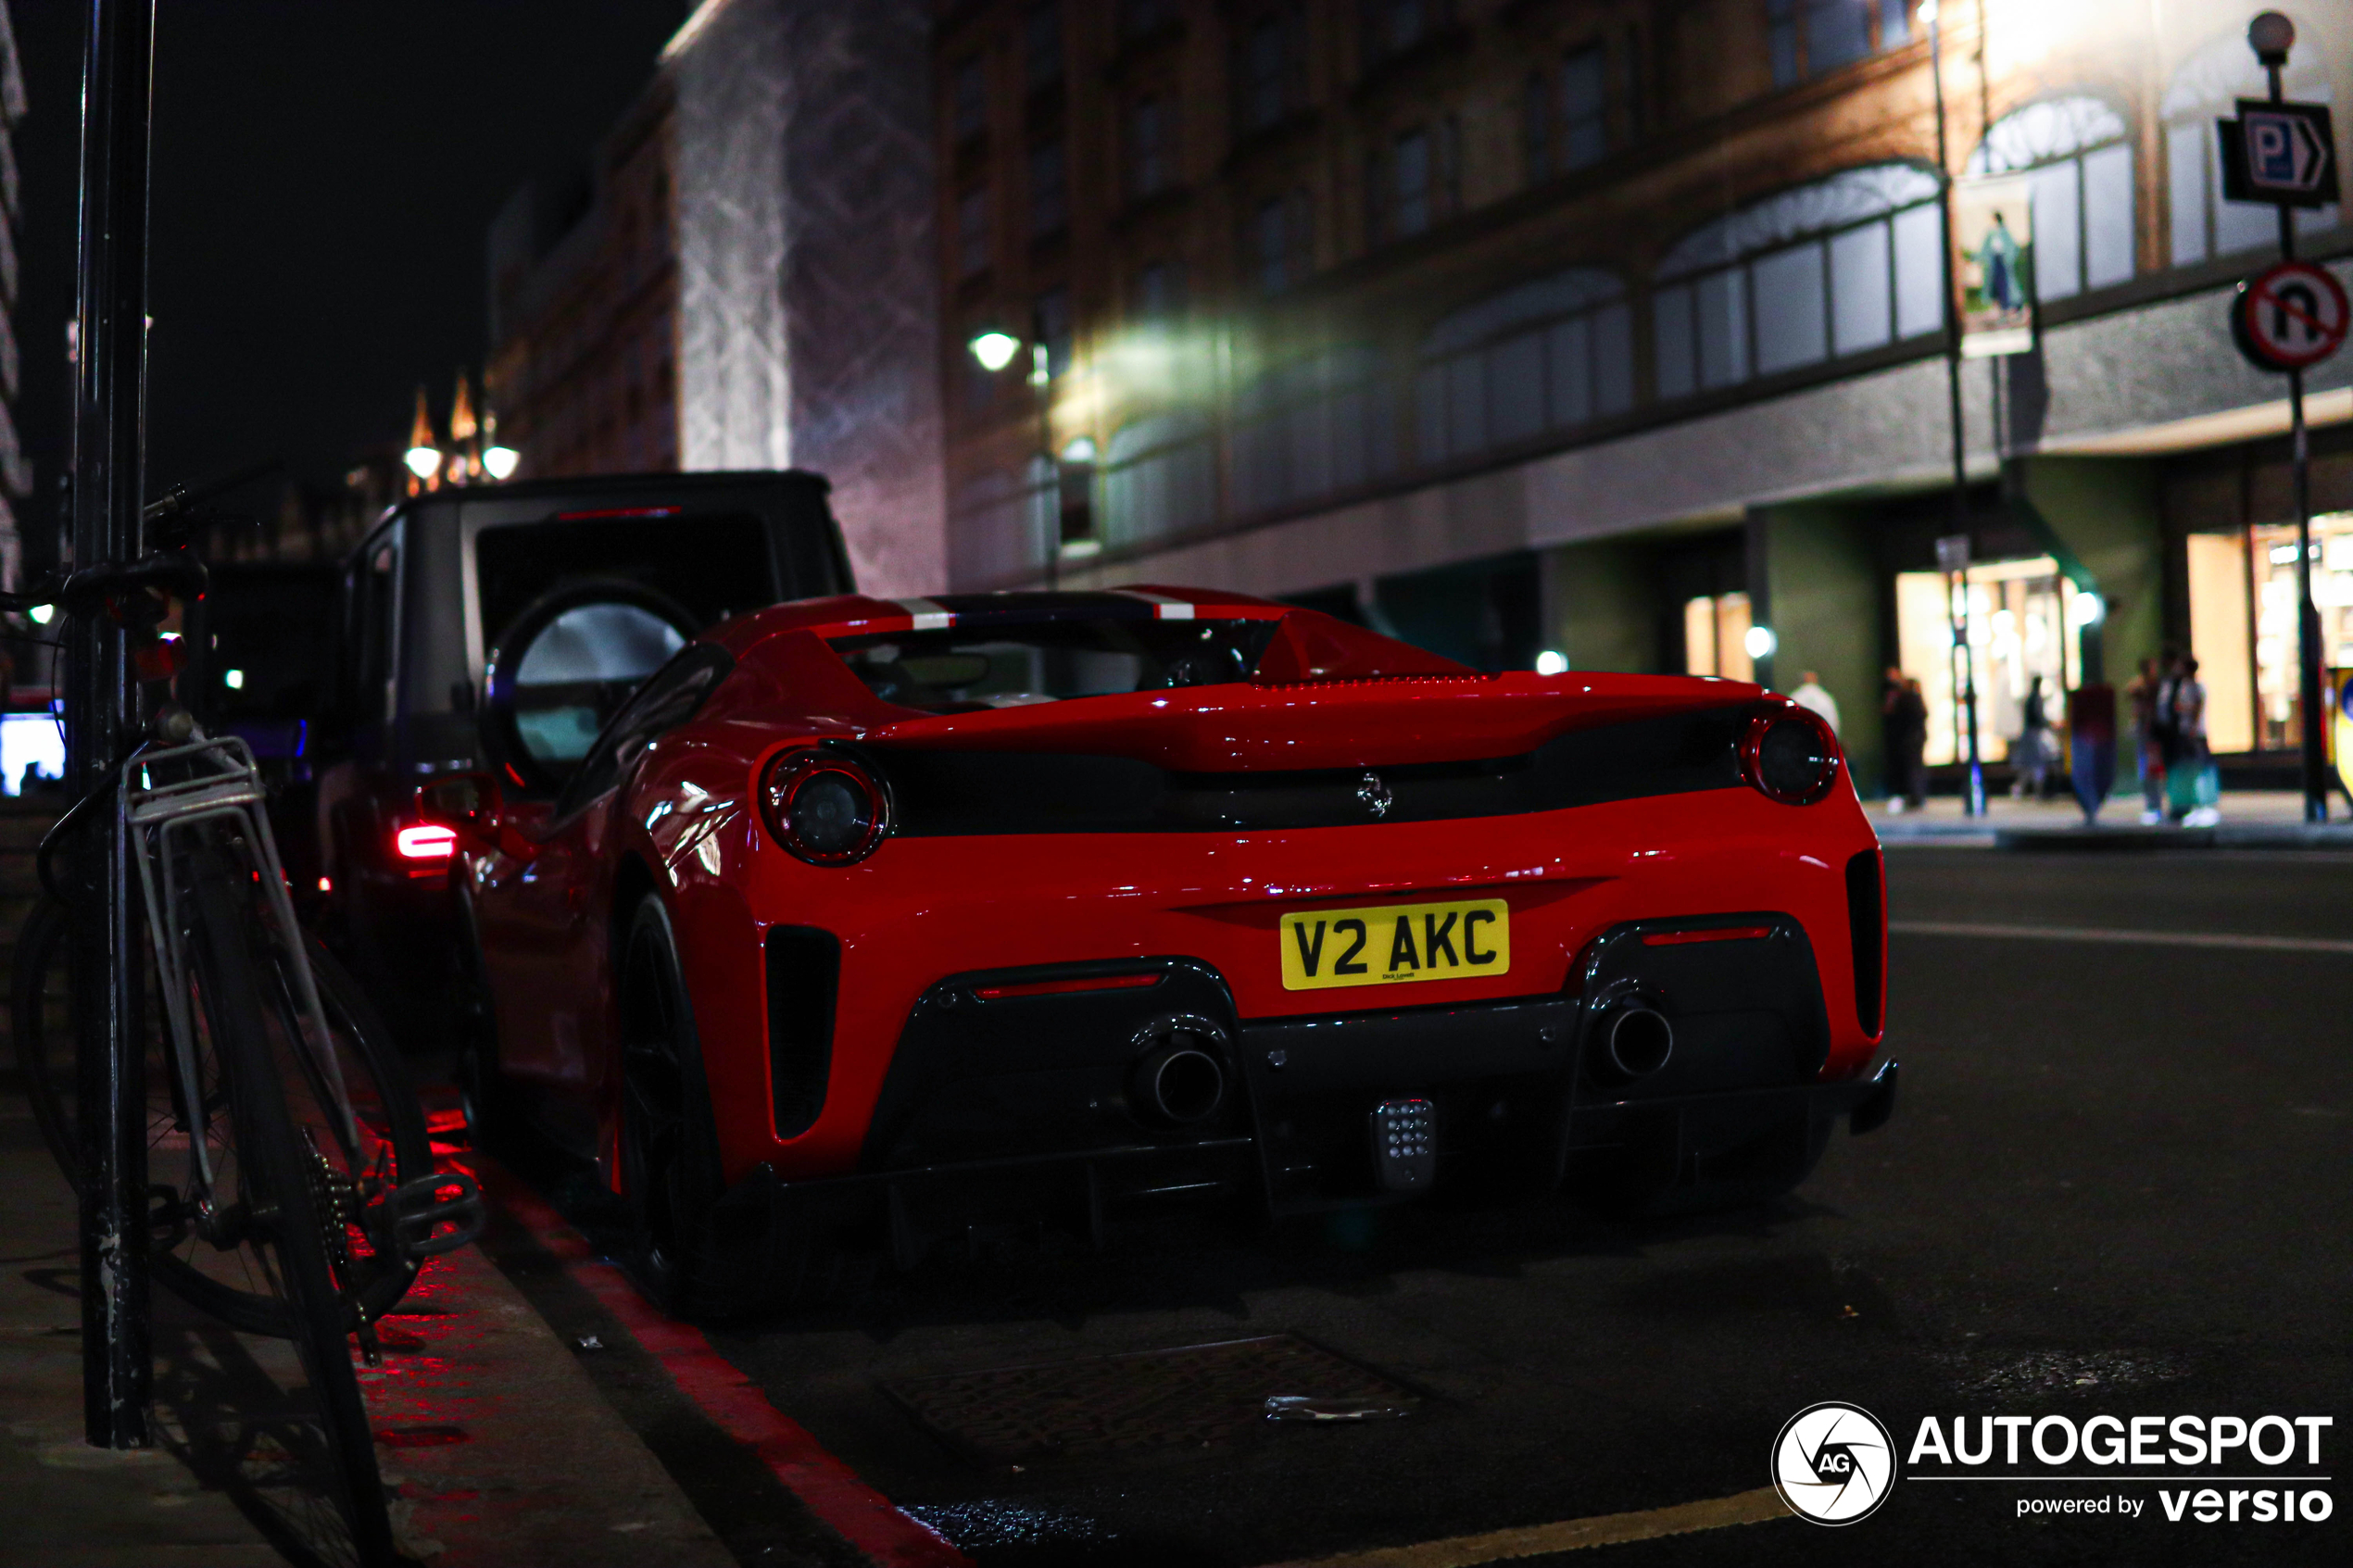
[764,926,839,1139]
[1844,849,1885,1038]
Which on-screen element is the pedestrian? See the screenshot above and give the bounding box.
[2066,679,2117,825]
[2012,674,2053,799]
[1890,676,1929,811]
[1881,666,1909,809]
[1790,670,1841,736]
[2125,655,2165,824]
[2166,656,2221,826]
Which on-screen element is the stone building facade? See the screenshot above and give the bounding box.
[936,0,2353,789]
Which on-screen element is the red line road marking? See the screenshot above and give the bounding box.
[478,1160,972,1568]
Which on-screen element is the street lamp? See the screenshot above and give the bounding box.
[967,327,1064,588]
[404,384,440,486]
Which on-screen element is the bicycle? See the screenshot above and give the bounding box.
[9,473,482,1566]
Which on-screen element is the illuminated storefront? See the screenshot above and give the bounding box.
[1681,592,1755,683]
[2186,510,2353,757]
[1894,557,2090,767]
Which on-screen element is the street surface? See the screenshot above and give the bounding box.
[483,847,2353,1567]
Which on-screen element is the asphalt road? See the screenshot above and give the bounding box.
[509,847,2353,1567]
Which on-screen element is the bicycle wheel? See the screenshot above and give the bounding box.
[182,852,396,1566]
[12,888,434,1335]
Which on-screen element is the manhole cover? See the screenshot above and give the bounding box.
[882,1334,1418,1464]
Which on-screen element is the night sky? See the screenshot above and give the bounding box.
[13,2,691,561]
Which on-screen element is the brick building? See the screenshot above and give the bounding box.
[936,0,2353,790]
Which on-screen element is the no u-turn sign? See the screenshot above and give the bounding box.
[2232,261,2349,372]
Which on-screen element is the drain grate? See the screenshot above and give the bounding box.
[882,1333,1418,1464]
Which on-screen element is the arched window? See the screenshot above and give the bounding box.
[1232,346,1397,516]
[1101,409,1216,548]
[1415,267,1631,464]
[1966,96,2134,300]
[2162,34,2337,268]
[1652,163,1941,399]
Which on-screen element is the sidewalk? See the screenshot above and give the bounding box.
[0,1103,734,1567]
[1867,788,2353,849]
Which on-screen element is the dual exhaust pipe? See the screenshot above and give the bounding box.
[1129,1020,1228,1128]
[1592,1001,1674,1085]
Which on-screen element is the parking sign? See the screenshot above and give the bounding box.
[2219,100,2339,207]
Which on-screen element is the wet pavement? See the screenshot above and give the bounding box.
[607,846,2351,1566]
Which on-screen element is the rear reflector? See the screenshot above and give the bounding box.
[973,972,1163,1001]
[396,824,460,860]
[1642,925,1771,947]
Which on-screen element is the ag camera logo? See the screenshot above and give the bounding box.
[1774,1402,1896,1524]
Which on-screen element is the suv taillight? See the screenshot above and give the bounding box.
[760,747,891,865]
[1741,704,1842,805]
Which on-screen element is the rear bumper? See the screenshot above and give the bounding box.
[717,917,1895,1254]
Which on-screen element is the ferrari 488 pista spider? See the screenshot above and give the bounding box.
[430,588,1895,1312]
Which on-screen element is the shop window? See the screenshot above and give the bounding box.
[1562,44,1607,170]
[1768,0,1909,90]
[1966,96,2134,300]
[1029,140,1068,238]
[1414,266,1633,465]
[1101,409,1216,548]
[1653,163,1941,399]
[1232,345,1397,517]
[1128,97,1176,201]
[2217,512,2353,753]
[2184,532,2256,754]
[1894,557,2083,767]
[1683,592,1754,683]
[2161,33,2336,268]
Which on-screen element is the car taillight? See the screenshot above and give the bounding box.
[760,747,890,865]
[1741,705,1842,805]
[396,823,460,860]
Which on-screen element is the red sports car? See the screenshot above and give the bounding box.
[427,588,1895,1312]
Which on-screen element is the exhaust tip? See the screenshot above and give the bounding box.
[1128,1023,1228,1128]
[1598,1004,1674,1083]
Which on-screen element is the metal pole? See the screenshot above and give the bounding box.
[1033,343,1057,592]
[2261,58,2326,822]
[1930,6,1986,815]
[69,0,157,1449]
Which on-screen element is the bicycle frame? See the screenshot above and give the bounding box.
[123,734,357,1202]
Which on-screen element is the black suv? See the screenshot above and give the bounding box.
[311,470,853,1047]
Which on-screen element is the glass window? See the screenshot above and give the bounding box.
[1102,410,1217,546]
[2184,531,2255,754]
[1128,96,1173,199]
[1121,0,1176,41]
[1029,140,1067,237]
[1239,9,1302,132]
[1523,72,1551,184]
[2247,514,2353,751]
[951,55,987,141]
[1363,0,1440,64]
[1025,4,1063,91]
[1563,45,1606,170]
[836,620,1283,712]
[1806,0,1872,75]
[1033,286,1071,378]
[2161,31,2337,268]
[1652,162,1940,400]
[1894,557,2081,766]
[1770,0,1906,88]
[1967,95,2135,300]
[1414,267,1632,466]
[1234,346,1397,516]
[958,185,991,277]
[1395,128,1432,236]
[1683,593,1754,682]
[474,513,775,657]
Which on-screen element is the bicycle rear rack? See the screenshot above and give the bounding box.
[122,734,354,1199]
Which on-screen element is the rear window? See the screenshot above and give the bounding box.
[474,513,776,653]
[832,620,1279,714]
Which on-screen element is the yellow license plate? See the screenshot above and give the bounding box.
[1278,897,1510,992]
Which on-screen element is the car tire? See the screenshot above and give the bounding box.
[616,894,821,1318]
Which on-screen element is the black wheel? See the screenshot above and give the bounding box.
[617,895,727,1314]
[183,855,398,1566]
[12,886,434,1336]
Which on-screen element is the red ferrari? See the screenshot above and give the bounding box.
[427,587,1895,1312]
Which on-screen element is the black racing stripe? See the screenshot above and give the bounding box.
[876,705,1749,835]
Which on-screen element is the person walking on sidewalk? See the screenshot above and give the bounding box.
[2013,675,2055,799]
[1791,671,1841,736]
[2166,656,2221,826]
[2067,679,2117,824]
[1888,676,1929,811]
[2127,654,2167,823]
